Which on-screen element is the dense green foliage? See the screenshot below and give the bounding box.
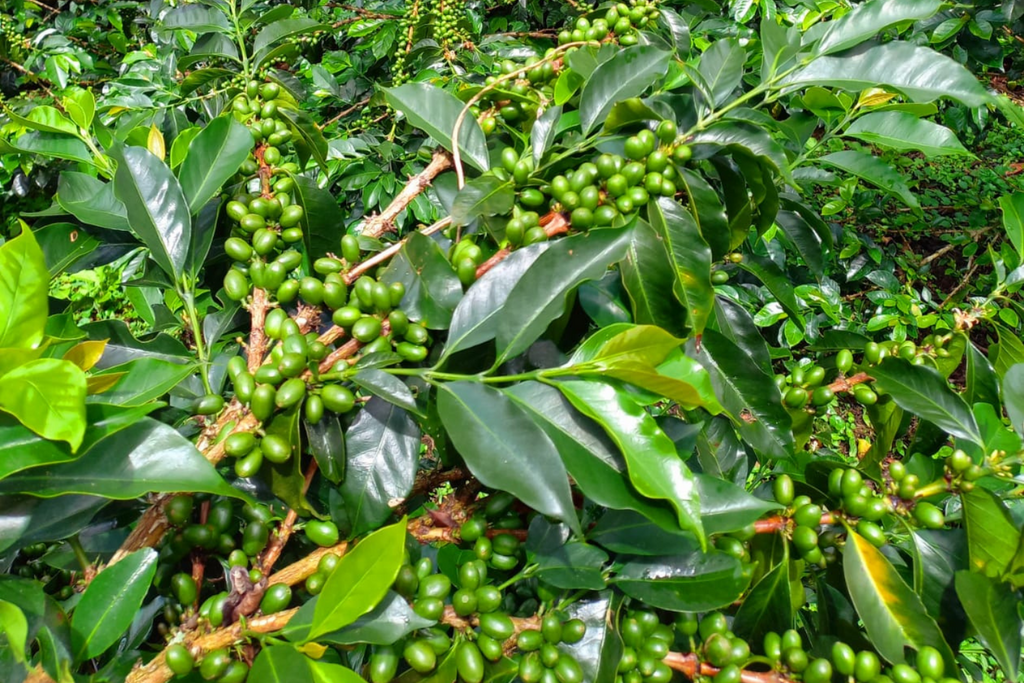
[1,1,1024,683]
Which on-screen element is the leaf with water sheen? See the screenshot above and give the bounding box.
[614,551,747,611]
[579,45,671,134]
[814,0,944,55]
[438,383,580,534]
[385,83,489,172]
[310,518,407,639]
[70,549,157,661]
[179,115,254,214]
[557,379,703,542]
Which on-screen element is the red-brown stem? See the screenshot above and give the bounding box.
[475,213,569,279]
[828,372,872,394]
[663,652,795,683]
[260,460,319,574]
[753,513,835,534]
[359,150,453,239]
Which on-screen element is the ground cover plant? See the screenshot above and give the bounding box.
[1,1,1024,683]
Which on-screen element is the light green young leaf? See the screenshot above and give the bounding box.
[0,600,28,663]
[0,228,49,350]
[0,359,87,451]
[844,112,970,158]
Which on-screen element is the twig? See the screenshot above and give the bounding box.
[663,652,794,683]
[260,459,319,574]
[246,288,270,374]
[939,256,980,309]
[474,213,568,278]
[753,513,834,534]
[827,372,872,394]
[346,216,452,284]
[321,97,371,130]
[358,150,453,239]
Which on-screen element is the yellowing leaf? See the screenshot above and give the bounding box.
[147,124,165,160]
[859,88,899,108]
[87,371,125,395]
[64,339,107,371]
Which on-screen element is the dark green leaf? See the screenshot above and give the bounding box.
[108,144,191,282]
[443,243,551,358]
[91,358,194,406]
[588,509,698,555]
[844,112,969,157]
[494,227,633,364]
[814,0,944,55]
[954,570,1021,680]
[450,176,515,228]
[531,105,562,166]
[696,474,780,535]
[385,83,489,172]
[278,107,330,173]
[776,209,827,278]
[556,379,703,542]
[620,222,687,336]
[284,590,433,645]
[962,487,1021,578]
[249,644,316,683]
[289,172,339,262]
[534,543,609,590]
[1005,364,1024,438]
[697,38,745,108]
[0,495,107,554]
[999,193,1024,259]
[504,382,677,527]
[34,223,100,276]
[579,45,672,135]
[311,518,407,639]
[179,115,253,214]
[732,554,793,644]
[709,296,772,375]
[382,232,462,330]
[871,357,982,445]
[689,330,794,460]
[561,594,622,683]
[0,418,240,500]
[162,5,230,34]
[253,18,326,66]
[844,531,956,669]
[817,150,919,211]
[56,173,129,231]
[783,42,991,109]
[614,551,747,611]
[437,382,580,534]
[351,370,418,414]
[304,414,345,485]
[339,398,419,535]
[70,549,157,662]
[648,197,713,335]
[691,123,795,188]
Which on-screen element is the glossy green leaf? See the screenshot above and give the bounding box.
[56,172,129,231]
[534,542,609,590]
[691,122,796,188]
[961,487,1021,578]
[438,382,580,534]
[494,227,633,364]
[70,548,157,661]
[844,530,956,669]
[697,38,745,108]
[620,222,688,337]
[579,45,671,135]
[278,107,330,173]
[260,405,315,516]
[0,418,240,500]
[614,551,747,611]
[993,323,1024,378]
[504,382,678,528]
[108,144,191,282]
[648,197,714,335]
[844,112,969,157]
[0,601,28,663]
[310,659,371,683]
[998,193,1024,259]
[782,42,992,109]
[696,474,780,535]
[556,379,703,542]
[710,296,772,375]
[817,150,919,211]
[162,5,230,33]
[732,555,793,645]
[0,228,49,350]
[289,172,339,262]
[450,176,515,228]
[871,357,982,445]
[0,359,86,451]
[91,358,194,406]
[1005,364,1024,438]
[571,324,681,368]
[385,83,489,172]
[350,370,418,414]
[776,209,827,278]
[0,495,107,554]
[253,17,325,66]
[679,168,732,260]
[3,132,94,165]
[34,222,100,276]
[814,0,944,55]
[443,243,550,358]
[7,105,79,135]
[310,518,407,639]
[382,232,462,330]
[339,398,419,535]
[531,105,562,166]
[690,330,794,460]
[954,570,1021,681]
[561,594,622,683]
[250,644,316,683]
[304,414,345,485]
[179,115,253,214]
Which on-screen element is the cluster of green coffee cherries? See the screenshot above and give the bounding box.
[475,55,559,130]
[490,123,687,245]
[770,465,948,564]
[557,0,661,47]
[428,0,466,50]
[778,349,854,410]
[8,542,75,600]
[231,79,294,158]
[165,643,250,682]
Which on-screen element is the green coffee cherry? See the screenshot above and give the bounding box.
[305,520,340,547]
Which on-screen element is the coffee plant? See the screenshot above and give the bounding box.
[2,1,1024,683]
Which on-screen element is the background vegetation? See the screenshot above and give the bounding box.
[1,1,1024,683]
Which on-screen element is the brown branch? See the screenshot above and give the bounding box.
[475,213,569,279]
[663,652,794,683]
[939,257,980,309]
[827,372,872,394]
[260,460,319,574]
[345,216,452,284]
[321,97,371,130]
[753,513,835,534]
[247,288,270,374]
[358,150,453,239]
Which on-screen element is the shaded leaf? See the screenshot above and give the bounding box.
[620,222,687,336]
[179,115,253,214]
[56,173,129,231]
[382,232,462,330]
[0,359,87,451]
[648,197,713,335]
[614,551,747,611]
[732,554,793,644]
[450,176,515,228]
